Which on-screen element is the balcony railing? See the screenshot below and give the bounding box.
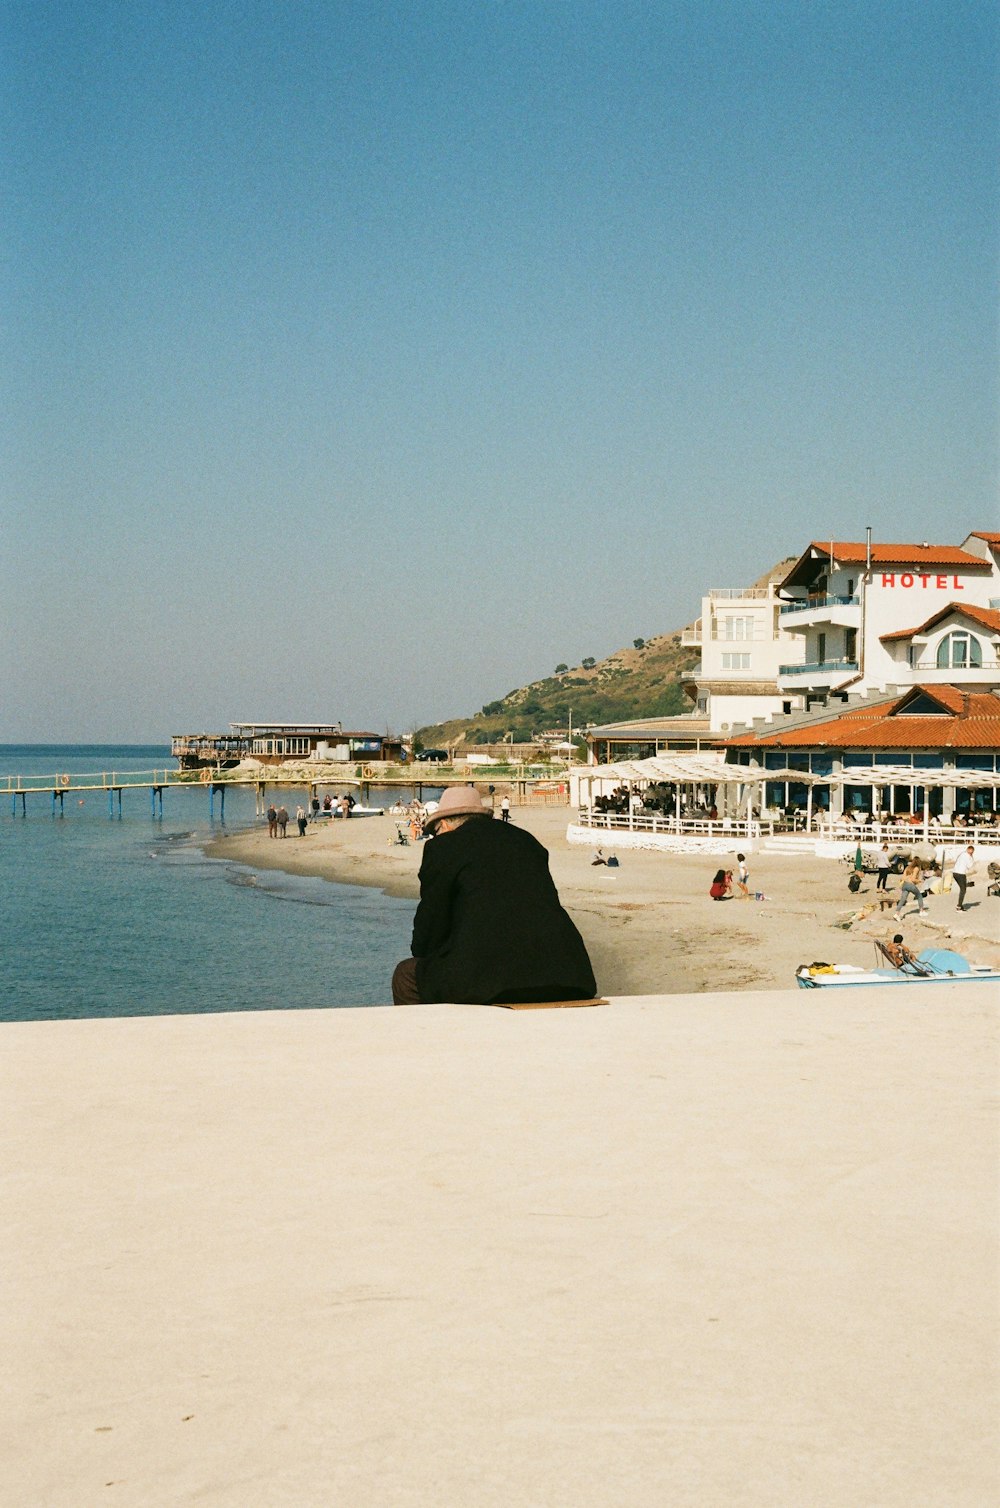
[779,594,859,615]
[910,658,1000,673]
[778,659,859,677]
[707,587,772,600]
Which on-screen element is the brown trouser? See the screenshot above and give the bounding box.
[391,957,422,1005]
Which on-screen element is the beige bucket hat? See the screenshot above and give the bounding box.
[423,785,489,831]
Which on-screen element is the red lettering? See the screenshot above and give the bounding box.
[919,574,930,587]
[900,573,914,587]
[881,573,895,587]
[953,574,963,590]
[936,575,947,588]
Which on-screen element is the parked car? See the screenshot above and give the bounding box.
[416,748,449,762]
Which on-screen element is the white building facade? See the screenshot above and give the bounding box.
[681,564,805,733]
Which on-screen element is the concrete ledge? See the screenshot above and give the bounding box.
[5,990,998,1506]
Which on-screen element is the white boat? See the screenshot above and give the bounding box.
[796,947,1000,990]
[317,805,385,819]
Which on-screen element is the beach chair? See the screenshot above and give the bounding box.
[874,940,932,976]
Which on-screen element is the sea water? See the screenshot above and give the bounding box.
[0,745,416,1021]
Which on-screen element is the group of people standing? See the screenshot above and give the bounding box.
[266,804,289,838]
[890,844,978,916]
[266,793,357,837]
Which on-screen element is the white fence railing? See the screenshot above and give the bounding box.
[577,810,769,840]
[815,820,1000,848]
[575,810,1000,849]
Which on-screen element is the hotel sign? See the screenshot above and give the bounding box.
[879,573,965,589]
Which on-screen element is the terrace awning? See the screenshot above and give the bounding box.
[579,754,1000,788]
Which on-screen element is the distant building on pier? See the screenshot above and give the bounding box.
[171,723,405,770]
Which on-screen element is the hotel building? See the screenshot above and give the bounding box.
[774,531,1000,706]
[720,531,1000,824]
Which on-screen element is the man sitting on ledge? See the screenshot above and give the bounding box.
[391,786,597,1006]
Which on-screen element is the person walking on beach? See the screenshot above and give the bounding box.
[267,804,278,838]
[296,805,308,836]
[895,858,926,916]
[875,843,891,890]
[500,795,511,823]
[951,845,976,911]
[735,853,750,898]
[276,805,289,837]
[391,786,596,1006]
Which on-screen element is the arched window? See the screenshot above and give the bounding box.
[936,631,982,669]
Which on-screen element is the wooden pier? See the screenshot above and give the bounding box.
[2,768,244,819]
[3,764,571,819]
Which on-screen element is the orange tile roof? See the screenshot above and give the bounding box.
[724,687,1000,752]
[808,541,988,567]
[969,531,1000,544]
[880,603,1000,642]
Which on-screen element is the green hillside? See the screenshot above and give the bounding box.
[416,631,696,749]
[415,557,796,749]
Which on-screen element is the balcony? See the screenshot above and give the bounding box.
[778,659,859,692]
[779,659,859,676]
[779,594,860,630]
[680,625,703,646]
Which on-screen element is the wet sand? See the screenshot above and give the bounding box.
[205,807,1000,998]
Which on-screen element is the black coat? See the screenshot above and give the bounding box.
[412,816,596,1005]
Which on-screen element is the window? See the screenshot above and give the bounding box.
[936,631,982,669]
[844,628,857,661]
[721,653,751,670]
[817,632,826,663]
[722,615,754,641]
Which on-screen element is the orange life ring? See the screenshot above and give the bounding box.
[200,768,211,783]
[59,773,70,787]
[363,765,376,779]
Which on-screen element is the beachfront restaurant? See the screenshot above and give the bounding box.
[570,685,1000,851]
[584,715,712,764]
[723,684,1000,850]
[172,723,405,770]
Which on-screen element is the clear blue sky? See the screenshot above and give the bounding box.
[4,0,997,740]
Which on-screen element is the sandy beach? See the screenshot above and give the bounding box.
[205,805,1000,998]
